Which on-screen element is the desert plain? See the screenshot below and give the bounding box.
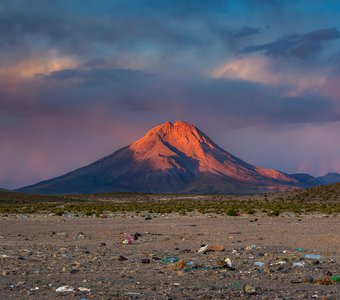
[0,200,339,299]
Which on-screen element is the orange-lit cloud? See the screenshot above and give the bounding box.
[210,56,327,95]
[0,54,77,81]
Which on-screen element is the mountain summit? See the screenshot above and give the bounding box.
[19,121,302,194]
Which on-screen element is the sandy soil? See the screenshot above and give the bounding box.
[0,213,339,299]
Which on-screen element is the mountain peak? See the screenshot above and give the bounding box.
[18,120,303,195]
[139,121,217,155]
[146,120,198,134]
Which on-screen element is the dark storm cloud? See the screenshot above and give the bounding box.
[231,27,260,38]
[0,0,224,61]
[171,78,340,125]
[3,66,339,132]
[37,67,153,86]
[242,28,340,58]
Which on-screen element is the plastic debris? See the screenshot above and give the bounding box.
[225,258,233,269]
[198,245,209,253]
[56,286,91,292]
[162,257,179,263]
[186,261,195,267]
[296,247,304,252]
[246,245,257,251]
[78,287,91,292]
[304,254,322,260]
[216,257,236,270]
[254,261,265,267]
[331,275,340,283]
[125,292,141,296]
[122,233,134,245]
[168,260,186,270]
[198,244,225,253]
[56,285,75,292]
[292,262,305,267]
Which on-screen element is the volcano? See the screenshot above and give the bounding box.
[18,121,302,194]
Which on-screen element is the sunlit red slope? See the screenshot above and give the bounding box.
[19,121,301,194]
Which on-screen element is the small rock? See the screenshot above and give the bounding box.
[74,232,85,240]
[243,284,257,295]
[133,232,142,240]
[208,244,225,252]
[141,259,150,264]
[291,278,303,284]
[118,255,128,261]
[2,271,9,276]
[179,249,192,254]
[303,275,314,283]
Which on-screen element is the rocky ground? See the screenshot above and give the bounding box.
[0,213,339,299]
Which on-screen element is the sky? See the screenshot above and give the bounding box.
[1,0,340,189]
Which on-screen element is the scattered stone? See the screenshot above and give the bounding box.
[246,244,257,251]
[118,255,128,261]
[74,232,85,240]
[133,232,142,240]
[303,274,314,283]
[243,284,257,295]
[207,244,225,252]
[291,278,303,284]
[141,259,150,264]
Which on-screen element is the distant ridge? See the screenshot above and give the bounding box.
[317,172,340,185]
[289,173,321,188]
[19,121,314,195]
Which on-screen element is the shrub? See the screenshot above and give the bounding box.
[267,210,281,217]
[226,209,237,216]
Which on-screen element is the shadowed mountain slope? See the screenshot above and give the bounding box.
[317,173,340,185]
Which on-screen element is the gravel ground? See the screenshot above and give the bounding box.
[0,213,339,299]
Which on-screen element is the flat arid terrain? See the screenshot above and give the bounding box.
[0,185,339,299]
[0,214,339,299]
